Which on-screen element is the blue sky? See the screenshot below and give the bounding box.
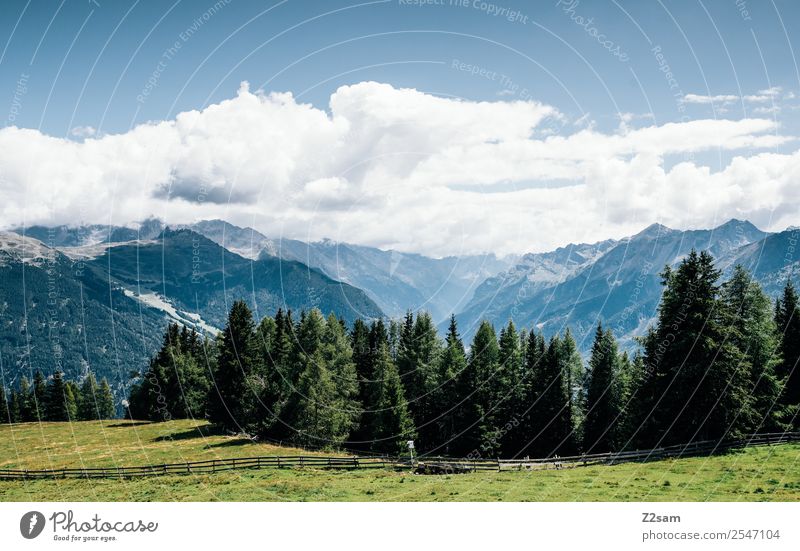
[3,0,798,135]
[1,0,799,255]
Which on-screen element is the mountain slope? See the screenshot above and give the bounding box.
[86,228,383,328]
[454,219,773,350]
[0,232,165,392]
[185,219,513,321]
[0,229,383,394]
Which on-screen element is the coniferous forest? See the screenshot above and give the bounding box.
[4,251,799,460]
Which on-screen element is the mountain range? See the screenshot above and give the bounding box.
[2,217,798,392]
[0,226,382,391]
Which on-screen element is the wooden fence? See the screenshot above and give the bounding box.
[0,432,797,480]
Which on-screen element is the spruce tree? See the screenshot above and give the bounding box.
[0,384,7,423]
[9,388,22,423]
[405,312,441,449]
[45,370,77,421]
[636,251,749,446]
[98,378,116,419]
[527,335,575,457]
[368,342,415,454]
[349,318,374,449]
[247,314,280,437]
[519,329,546,456]
[322,313,361,440]
[583,324,623,453]
[78,373,100,421]
[17,377,33,421]
[495,320,522,456]
[290,348,350,448]
[430,315,467,454]
[775,280,800,420]
[721,266,784,431]
[208,300,259,432]
[560,328,585,444]
[32,371,47,421]
[454,321,498,457]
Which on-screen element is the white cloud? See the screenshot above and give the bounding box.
[753,105,781,116]
[0,81,796,257]
[683,93,740,105]
[70,125,96,138]
[684,87,786,106]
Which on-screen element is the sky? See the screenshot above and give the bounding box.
[1,0,799,257]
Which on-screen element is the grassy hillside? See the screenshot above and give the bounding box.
[1,420,799,502]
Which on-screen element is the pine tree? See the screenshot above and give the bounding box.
[368,343,415,454]
[636,251,749,447]
[560,328,585,444]
[17,377,34,421]
[527,335,575,457]
[583,324,623,453]
[402,312,441,449]
[290,348,350,448]
[721,266,784,431]
[775,280,800,420]
[349,318,374,449]
[78,373,100,421]
[247,314,280,437]
[0,384,8,423]
[519,329,546,456]
[618,352,646,447]
[32,371,47,421]
[430,315,467,454]
[208,300,259,432]
[45,370,77,421]
[322,313,361,440]
[495,320,523,456]
[9,388,22,423]
[454,321,498,457]
[98,378,116,419]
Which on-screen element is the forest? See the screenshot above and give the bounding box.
[4,250,799,459]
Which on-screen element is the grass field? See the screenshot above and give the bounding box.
[1,420,799,501]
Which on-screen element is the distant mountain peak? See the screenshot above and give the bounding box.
[633,222,676,239]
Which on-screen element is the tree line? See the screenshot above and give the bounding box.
[1,370,115,423]
[122,251,800,458]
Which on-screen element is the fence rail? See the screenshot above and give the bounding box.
[0,432,797,480]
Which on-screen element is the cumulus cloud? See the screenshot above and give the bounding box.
[0,81,797,256]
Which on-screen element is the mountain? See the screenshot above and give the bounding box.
[13,218,164,247]
[185,219,515,322]
[0,228,383,393]
[717,227,800,294]
[0,232,165,393]
[453,219,774,351]
[87,228,383,329]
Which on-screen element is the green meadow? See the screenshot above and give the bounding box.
[1,420,798,502]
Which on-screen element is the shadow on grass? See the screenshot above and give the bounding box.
[153,424,222,442]
[106,421,152,428]
[205,438,253,448]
